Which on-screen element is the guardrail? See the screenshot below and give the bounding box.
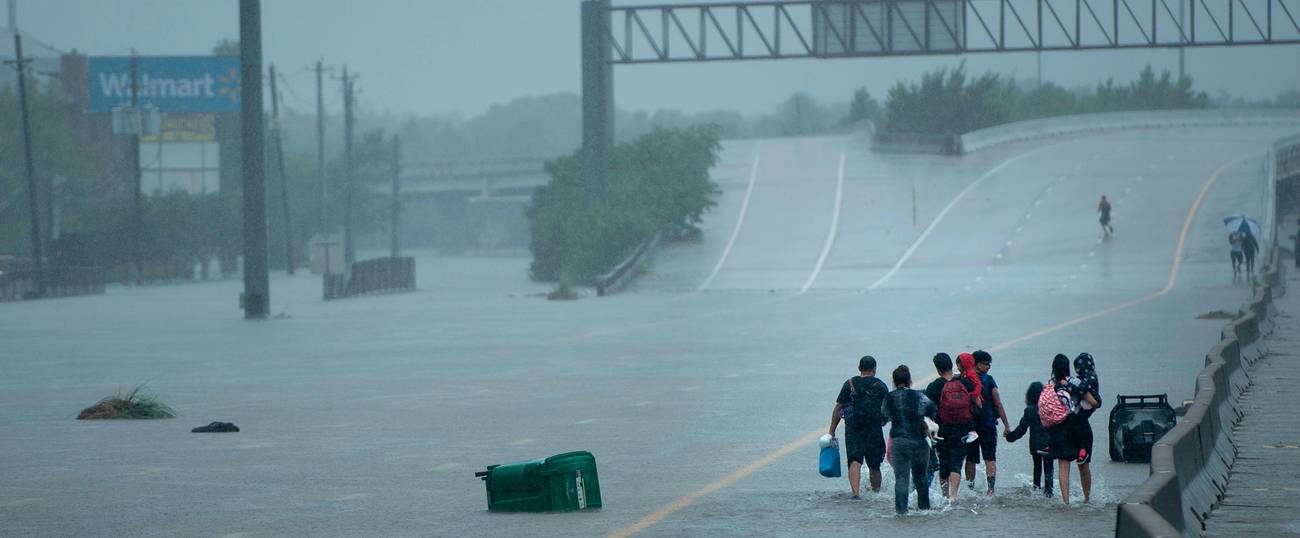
[961,109,1300,155]
[323,257,416,300]
[1115,131,1299,537]
[0,266,107,302]
[872,131,960,155]
[595,231,662,297]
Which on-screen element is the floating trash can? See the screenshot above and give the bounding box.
[1108,394,1177,462]
[475,451,602,512]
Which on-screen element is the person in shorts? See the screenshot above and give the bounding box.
[965,350,1010,495]
[828,356,889,499]
[1229,231,1244,279]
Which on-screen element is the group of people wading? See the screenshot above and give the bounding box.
[828,351,1102,514]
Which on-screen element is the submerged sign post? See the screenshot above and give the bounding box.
[88,56,241,113]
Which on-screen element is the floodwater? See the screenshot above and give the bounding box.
[0,126,1290,536]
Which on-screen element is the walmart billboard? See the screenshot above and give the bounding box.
[88,56,241,113]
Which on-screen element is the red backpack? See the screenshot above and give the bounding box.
[938,378,974,424]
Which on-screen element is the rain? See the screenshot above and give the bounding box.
[2,1,1299,536]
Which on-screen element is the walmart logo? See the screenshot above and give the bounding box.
[216,67,240,103]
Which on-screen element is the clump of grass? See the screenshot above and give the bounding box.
[77,383,176,420]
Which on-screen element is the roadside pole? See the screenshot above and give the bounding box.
[269,62,295,274]
[130,51,143,284]
[7,33,44,297]
[390,135,401,259]
[340,67,356,269]
[312,59,329,235]
[239,0,270,318]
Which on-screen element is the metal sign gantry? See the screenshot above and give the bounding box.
[579,0,1300,196]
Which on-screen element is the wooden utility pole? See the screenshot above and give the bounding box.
[339,66,357,269]
[7,33,44,296]
[130,50,144,284]
[312,59,329,235]
[390,135,401,259]
[269,62,295,274]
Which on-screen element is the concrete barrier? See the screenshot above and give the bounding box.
[595,231,662,297]
[0,266,106,302]
[1116,130,1298,537]
[961,109,1300,155]
[323,257,416,300]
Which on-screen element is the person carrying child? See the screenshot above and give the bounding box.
[1004,381,1053,497]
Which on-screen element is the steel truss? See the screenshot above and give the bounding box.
[606,0,1300,63]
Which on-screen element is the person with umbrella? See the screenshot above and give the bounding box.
[1224,215,1260,278]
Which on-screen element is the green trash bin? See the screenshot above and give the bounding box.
[476,451,602,512]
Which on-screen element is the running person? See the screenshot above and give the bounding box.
[1097,196,1114,236]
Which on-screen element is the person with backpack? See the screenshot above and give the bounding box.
[1070,353,1102,504]
[924,353,955,492]
[935,353,980,503]
[1043,354,1098,507]
[965,350,1010,495]
[1004,381,1053,497]
[828,355,889,499]
[881,365,939,514]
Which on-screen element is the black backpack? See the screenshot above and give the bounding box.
[845,377,887,428]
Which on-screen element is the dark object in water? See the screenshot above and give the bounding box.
[192,421,240,433]
[1108,394,1176,462]
[1196,310,1236,320]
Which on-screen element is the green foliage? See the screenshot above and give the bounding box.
[842,87,883,127]
[881,63,1211,136]
[883,63,1010,135]
[527,125,721,284]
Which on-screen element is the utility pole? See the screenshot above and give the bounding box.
[390,135,401,259]
[7,34,44,297]
[339,66,357,269]
[239,0,269,319]
[312,59,329,235]
[269,62,295,274]
[1178,0,1186,80]
[130,50,144,284]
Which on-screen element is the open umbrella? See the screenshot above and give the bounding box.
[1223,214,1260,237]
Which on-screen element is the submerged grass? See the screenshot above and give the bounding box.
[77,383,176,420]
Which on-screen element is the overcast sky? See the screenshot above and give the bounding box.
[12,0,1300,118]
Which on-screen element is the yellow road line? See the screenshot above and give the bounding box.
[607,154,1250,537]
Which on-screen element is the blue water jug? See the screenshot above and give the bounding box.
[819,443,841,478]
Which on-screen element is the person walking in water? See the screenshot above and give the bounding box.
[966,350,1010,496]
[828,356,889,499]
[1242,231,1259,276]
[1097,196,1114,237]
[1229,231,1244,280]
[881,365,939,514]
[1005,381,1053,496]
[1069,353,1102,504]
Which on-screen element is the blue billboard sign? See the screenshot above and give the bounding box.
[88,56,241,113]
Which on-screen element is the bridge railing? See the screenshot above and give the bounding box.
[960,109,1300,154]
[0,266,106,302]
[1116,132,1298,538]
